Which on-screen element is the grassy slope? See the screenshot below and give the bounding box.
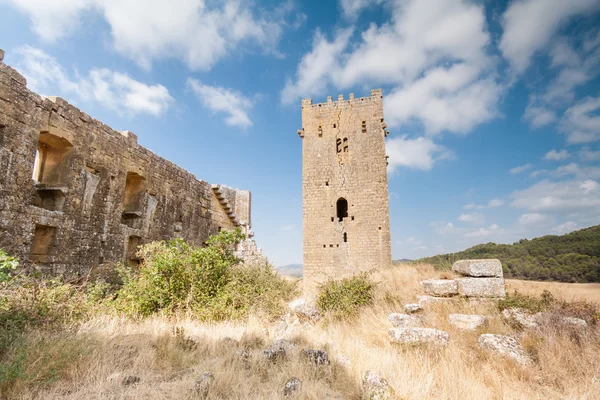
[413,225,600,283]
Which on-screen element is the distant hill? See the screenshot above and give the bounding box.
[275,264,303,278]
[393,259,413,263]
[415,225,600,283]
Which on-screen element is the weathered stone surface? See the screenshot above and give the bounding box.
[263,339,297,361]
[302,349,330,365]
[192,372,215,392]
[388,313,423,328]
[456,277,506,298]
[452,259,503,277]
[448,314,488,330]
[503,308,589,329]
[389,328,449,346]
[560,316,588,328]
[363,371,392,400]
[0,49,4,62]
[502,308,540,329]
[288,298,321,321]
[0,53,258,277]
[478,334,532,365]
[284,377,302,396]
[421,279,458,297]
[300,90,392,293]
[404,303,423,313]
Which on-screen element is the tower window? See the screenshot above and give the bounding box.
[343,232,347,242]
[336,198,348,221]
[336,138,342,153]
[362,121,367,133]
[343,137,348,152]
[333,124,336,128]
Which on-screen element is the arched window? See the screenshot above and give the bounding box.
[336,198,348,221]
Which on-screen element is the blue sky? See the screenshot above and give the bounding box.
[1,0,600,267]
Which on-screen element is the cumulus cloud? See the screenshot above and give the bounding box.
[509,163,533,174]
[464,224,501,238]
[339,0,383,18]
[385,136,453,173]
[463,199,504,210]
[524,104,557,128]
[518,212,549,225]
[552,221,578,234]
[579,147,600,162]
[430,221,459,236]
[544,149,570,161]
[282,0,501,135]
[16,46,173,116]
[6,0,292,70]
[511,178,600,213]
[499,0,600,74]
[458,212,485,225]
[187,79,253,128]
[560,96,600,143]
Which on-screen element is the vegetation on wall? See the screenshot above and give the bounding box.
[413,225,600,282]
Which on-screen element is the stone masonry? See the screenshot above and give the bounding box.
[0,49,258,277]
[299,90,392,292]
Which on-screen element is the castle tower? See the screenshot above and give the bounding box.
[298,89,392,292]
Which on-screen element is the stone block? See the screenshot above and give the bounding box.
[421,279,458,297]
[456,277,506,298]
[388,313,423,328]
[404,303,423,313]
[478,334,532,365]
[448,314,488,330]
[388,328,449,346]
[452,259,503,277]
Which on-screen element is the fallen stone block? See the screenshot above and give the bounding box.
[502,308,540,329]
[452,259,503,278]
[388,313,423,328]
[389,328,449,346]
[478,334,532,365]
[456,277,506,298]
[449,314,488,330]
[288,298,321,321]
[421,279,458,297]
[404,303,423,313]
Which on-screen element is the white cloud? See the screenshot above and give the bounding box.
[499,0,600,74]
[6,0,291,71]
[530,169,547,178]
[552,221,578,234]
[16,46,173,116]
[518,212,549,226]
[556,163,580,176]
[464,224,500,238]
[458,212,484,225]
[579,147,600,162]
[509,163,533,174]
[187,79,253,128]
[463,203,483,210]
[283,0,501,135]
[524,104,557,128]
[430,221,458,236]
[487,199,504,208]
[511,178,600,212]
[560,96,600,143]
[463,198,504,210]
[385,136,452,173]
[339,0,383,19]
[544,149,570,161]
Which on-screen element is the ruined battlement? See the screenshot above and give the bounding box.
[301,89,383,108]
[0,49,255,277]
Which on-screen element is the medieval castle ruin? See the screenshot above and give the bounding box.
[0,49,260,277]
[299,90,392,290]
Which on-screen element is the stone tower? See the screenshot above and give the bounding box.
[298,89,392,292]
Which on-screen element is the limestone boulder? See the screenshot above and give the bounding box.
[421,279,458,297]
[302,349,330,365]
[283,378,302,396]
[502,308,540,329]
[452,259,503,278]
[456,277,506,298]
[389,328,449,346]
[404,303,423,313]
[478,334,532,365]
[388,313,423,328]
[449,314,488,330]
[363,371,393,400]
[288,298,321,321]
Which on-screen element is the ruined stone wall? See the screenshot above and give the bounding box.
[0,50,252,277]
[299,90,392,292]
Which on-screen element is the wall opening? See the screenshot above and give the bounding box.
[121,172,146,226]
[362,120,367,133]
[336,138,342,153]
[336,198,348,221]
[343,232,347,242]
[343,137,348,152]
[126,235,141,265]
[30,225,56,263]
[34,188,66,211]
[32,132,73,186]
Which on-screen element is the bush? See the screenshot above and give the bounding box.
[316,272,376,320]
[113,229,296,320]
[0,250,19,283]
[497,290,555,313]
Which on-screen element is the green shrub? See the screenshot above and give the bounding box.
[316,272,376,320]
[497,290,555,313]
[0,250,19,283]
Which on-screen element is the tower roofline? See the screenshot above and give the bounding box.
[301,89,383,108]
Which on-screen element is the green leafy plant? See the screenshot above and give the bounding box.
[316,272,376,320]
[0,250,19,283]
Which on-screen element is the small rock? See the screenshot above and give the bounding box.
[236,349,250,361]
[478,334,532,365]
[502,308,540,329]
[288,298,322,321]
[452,259,503,278]
[421,279,458,297]
[449,314,488,330]
[302,349,330,365]
[122,375,140,386]
[363,370,392,400]
[283,377,302,396]
[560,316,588,328]
[263,339,297,361]
[335,354,351,368]
[389,328,449,346]
[404,303,423,313]
[388,313,423,328]
[192,372,215,392]
[456,277,506,298]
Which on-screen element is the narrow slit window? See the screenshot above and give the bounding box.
[361,120,367,133]
[343,232,347,243]
[336,138,342,153]
[343,137,348,152]
[336,198,348,221]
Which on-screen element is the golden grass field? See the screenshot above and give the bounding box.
[4,263,600,400]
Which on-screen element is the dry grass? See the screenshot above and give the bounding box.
[506,279,600,304]
[2,263,600,399]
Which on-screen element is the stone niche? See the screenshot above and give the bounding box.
[32,132,73,212]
